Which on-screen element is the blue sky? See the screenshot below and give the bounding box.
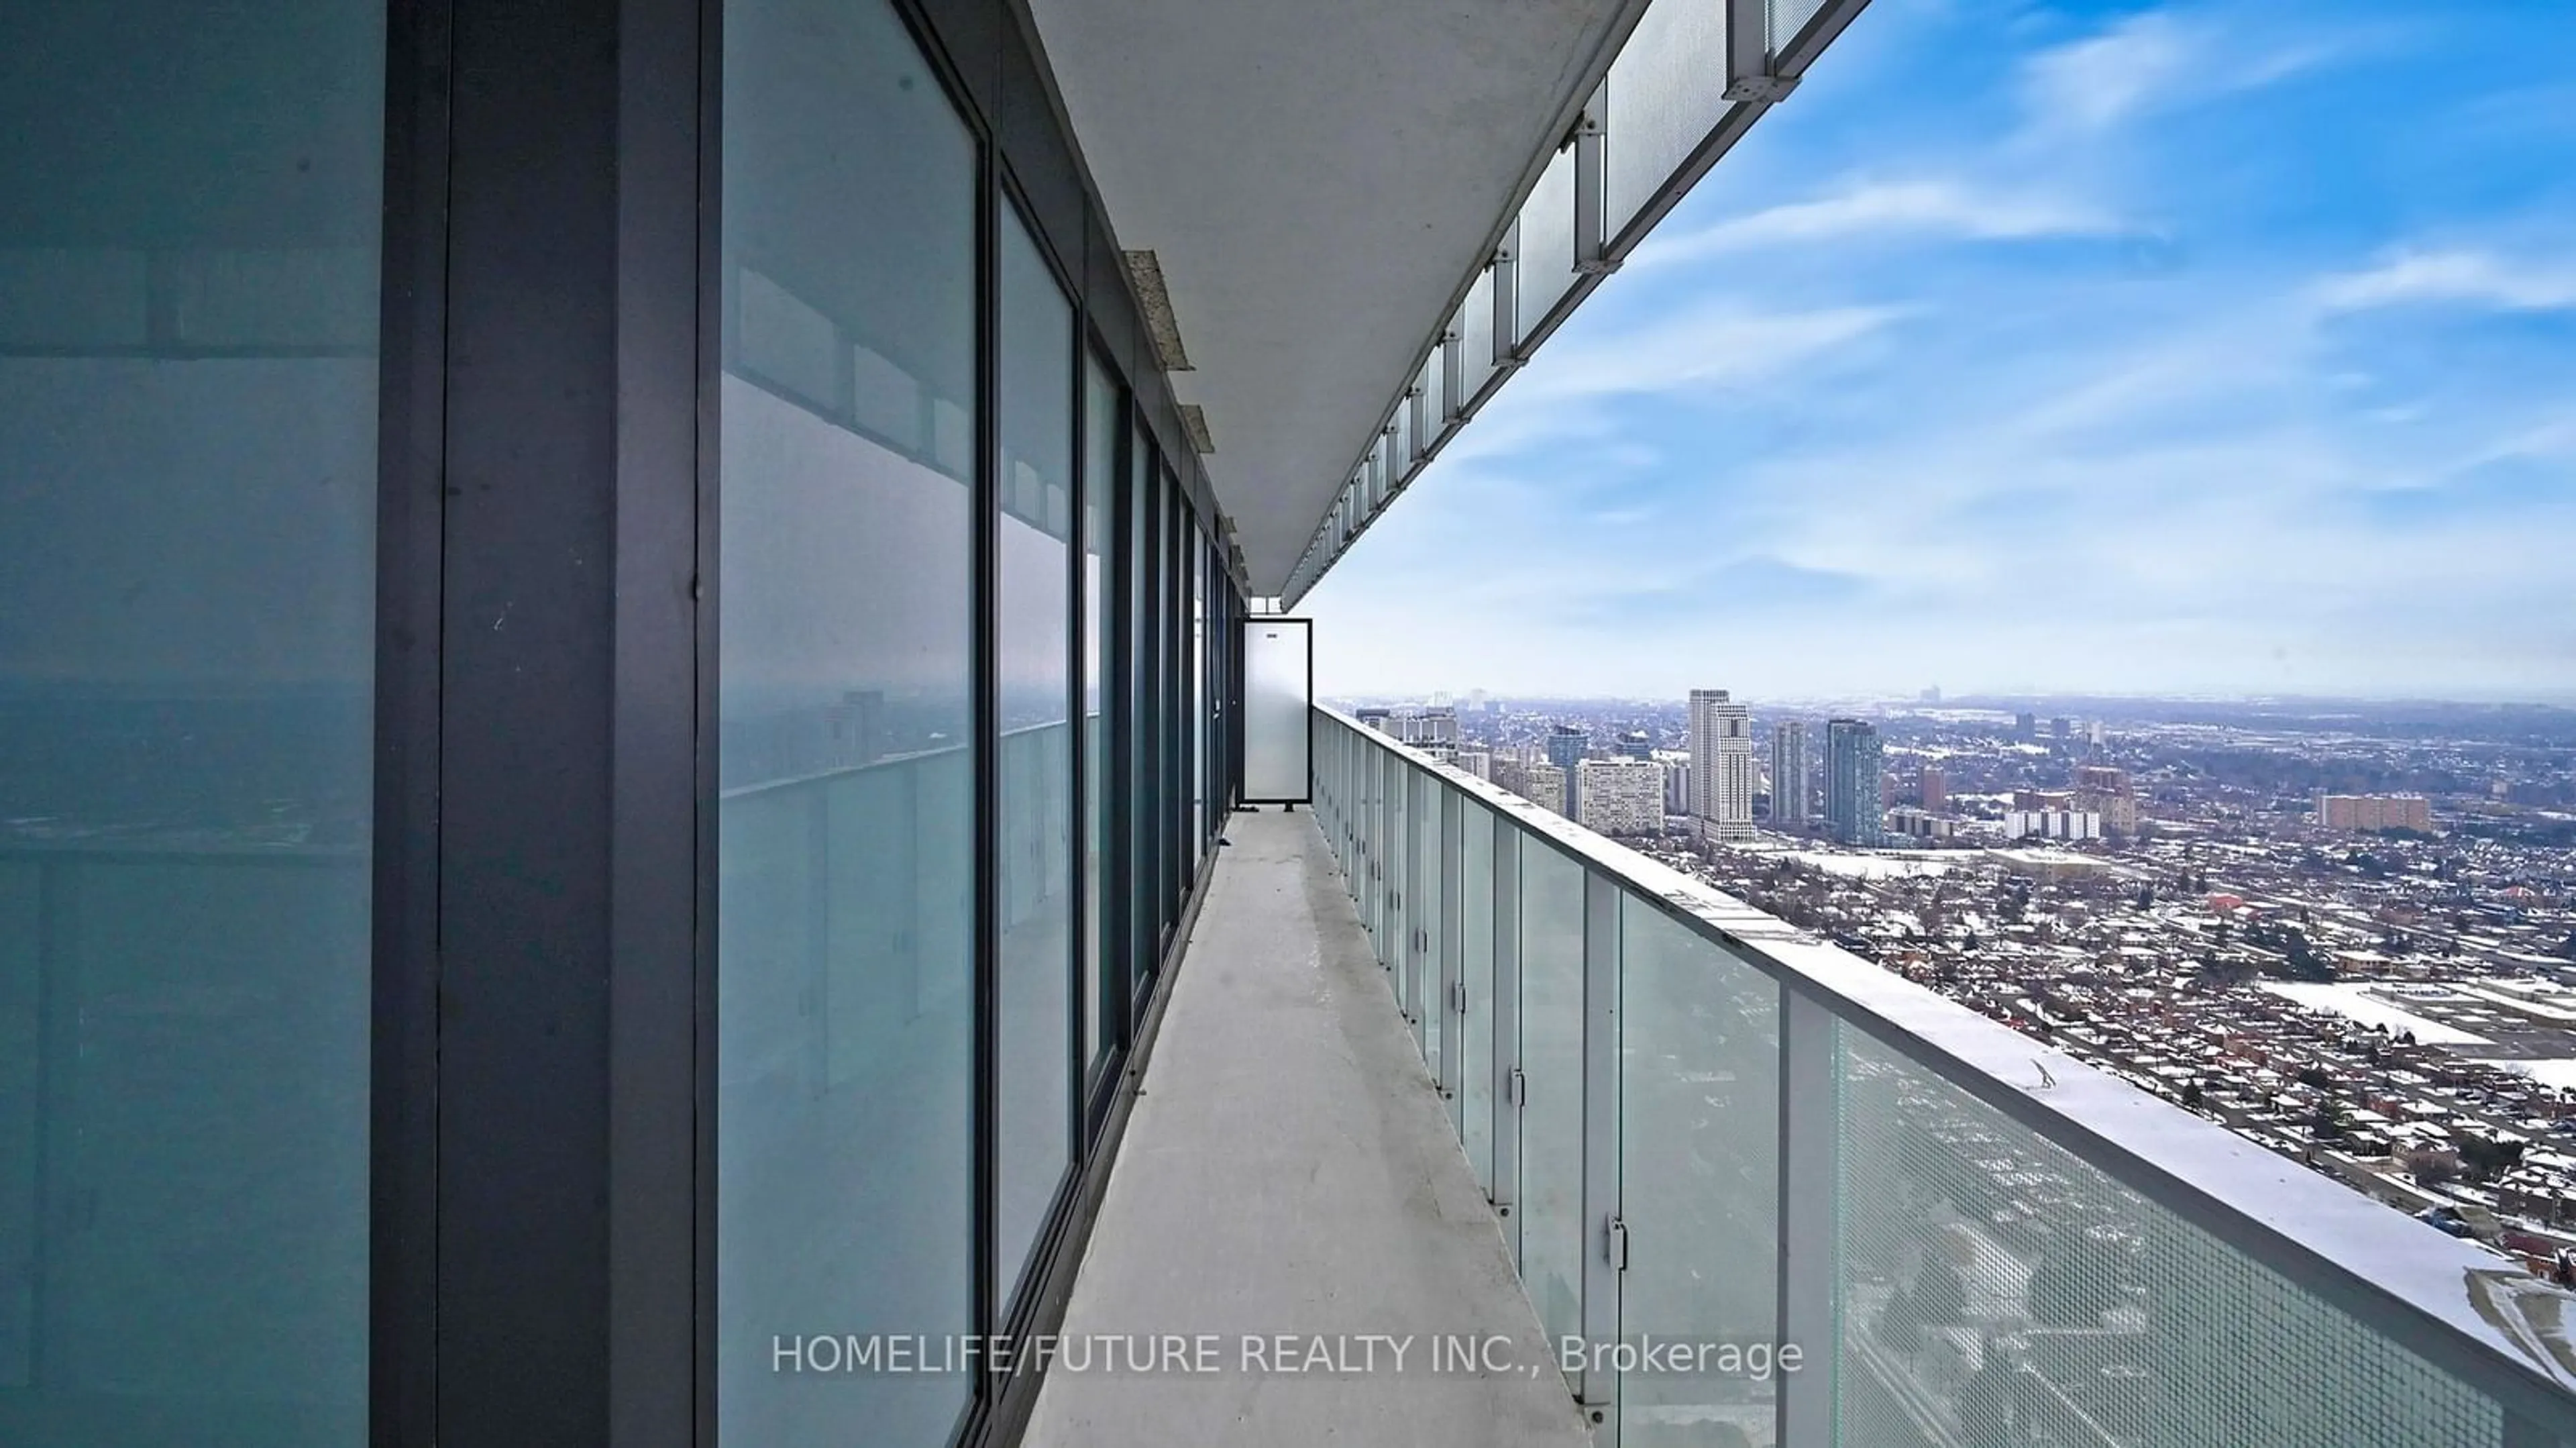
[1306,0,2576,703]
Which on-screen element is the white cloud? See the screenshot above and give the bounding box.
[1521,300,1906,403]
[2315,248,2576,313]
[1632,178,2127,266]
[2020,11,2198,134]
[2015,7,2345,140]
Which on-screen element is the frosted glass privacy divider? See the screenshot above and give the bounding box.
[1240,617,1311,804]
[1832,1027,2511,1448]
[1606,0,1733,240]
[1515,146,1579,345]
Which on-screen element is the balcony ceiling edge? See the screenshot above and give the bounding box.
[1022,0,1651,593]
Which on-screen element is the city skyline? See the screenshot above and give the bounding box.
[1304,0,2576,703]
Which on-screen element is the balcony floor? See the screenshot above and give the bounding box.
[1026,809,1589,1446]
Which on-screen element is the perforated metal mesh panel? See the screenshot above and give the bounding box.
[1768,0,1831,47]
[1833,1029,2504,1448]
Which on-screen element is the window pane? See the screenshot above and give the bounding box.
[1128,437,1157,998]
[1190,537,1207,849]
[994,206,1075,1314]
[1083,352,1116,1080]
[0,5,382,1441]
[716,0,975,1441]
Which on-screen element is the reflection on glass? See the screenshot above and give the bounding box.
[0,5,382,1441]
[1619,905,1780,1443]
[994,205,1075,1313]
[1519,841,1587,1366]
[1416,783,1441,1070]
[716,0,975,1441]
[1833,1030,2502,1448]
[1128,439,1157,1000]
[1383,764,1409,980]
[1163,478,1184,919]
[1082,352,1116,1078]
[1190,541,1205,851]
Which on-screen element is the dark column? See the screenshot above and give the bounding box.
[387,0,705,1441]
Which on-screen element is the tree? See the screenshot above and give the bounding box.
[2310,1099,2347,1144]
[2458,1135,2527,1184]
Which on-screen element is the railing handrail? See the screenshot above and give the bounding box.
[1313,703,2576,1424]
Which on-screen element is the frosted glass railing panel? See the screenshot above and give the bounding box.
[1516,146,1579,344]
[1305,709,2576,1446]
[1459,799,1496,1194]
[1605,0,1733,239]
[1413,782,1441,1068]
[1619,902,1782,1445]
[1518,839,1589,1377]
[1833,1028,2508,1448]
[1383,753,1409,979]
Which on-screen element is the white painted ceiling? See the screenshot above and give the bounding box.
[1026,0,1647,592]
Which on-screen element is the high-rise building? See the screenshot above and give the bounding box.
[2015,711,2037,741]
[1919,764,1947,815]
[1393,706,1456,747]
[2314,793,2432,833]
[1577,758,1664,836]
[1825,718,1886,846]
[2007,809,2103,841]
[1545,723,1589,817]
[1688,689,1754,842]
[1768,720,1811,825]
[1615,729,1653,760]
[1654,752,1693,817]
[2074,764,2139,835]
[1520,760,1568,817]
[1491,756,1568,817]
[2051,715,2072,743]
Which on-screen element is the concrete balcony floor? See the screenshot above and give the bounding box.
[1026,809,1590,1446]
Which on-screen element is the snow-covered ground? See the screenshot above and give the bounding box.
[2255,982,2496,1046]
[2484,1057,2576,1091]
[1789,851,1962,880]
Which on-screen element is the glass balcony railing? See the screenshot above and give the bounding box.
[1311,705,2576,1448]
